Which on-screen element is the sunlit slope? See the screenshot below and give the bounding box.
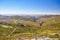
[37,15,60,28]
[20,21,40,27]
[0,25,13,36]
[0,21,40,36]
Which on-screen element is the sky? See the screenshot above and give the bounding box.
[0,0,60,15]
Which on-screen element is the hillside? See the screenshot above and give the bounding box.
[0,15,60,40]
[37,15,60,27]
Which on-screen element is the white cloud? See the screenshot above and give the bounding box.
[0,9,60,15]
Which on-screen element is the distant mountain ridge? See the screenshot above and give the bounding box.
[0,15,60,22]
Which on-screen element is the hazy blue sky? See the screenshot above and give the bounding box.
[0,0,60,15]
